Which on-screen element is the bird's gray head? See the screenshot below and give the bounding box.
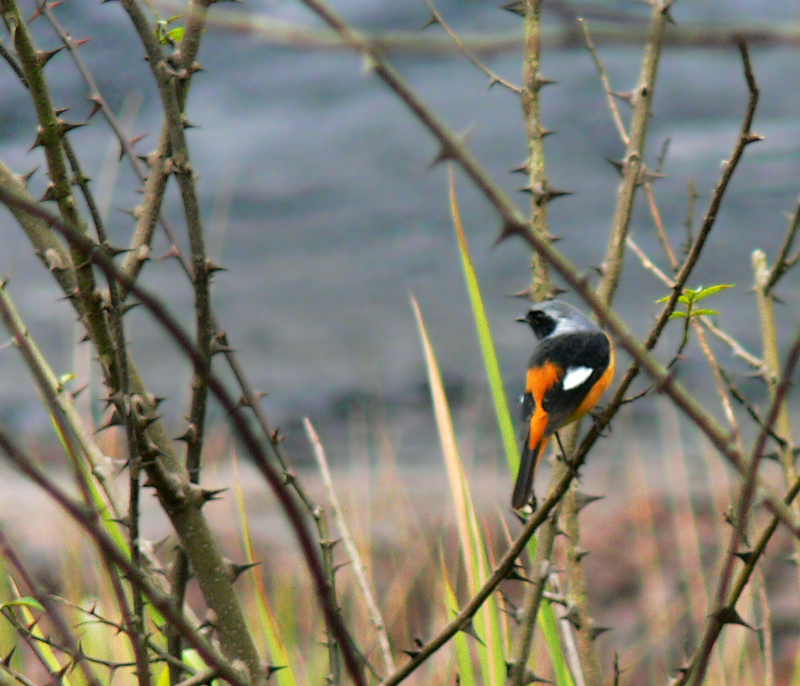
[517,300,597,340]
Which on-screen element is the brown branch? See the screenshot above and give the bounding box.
[0,186,367,686]
[521,0,553,303]
[421,0,520,93]
[596,0,669,306]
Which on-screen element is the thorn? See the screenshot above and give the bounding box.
[224,559,260,583]
[175,423,197,443]
[420,14,438,30]
[320,538,340,551]
[95,408,123,433]
[638,165,665,185]
[37,44,66,66]
[19,167,39,187]
[210,332,234,355]
[520,182,574,206]
[573,546,590,562]
[505,661,553,684]
[402,637,425,659]
[713,606,753,630]
[29,128,45,151]
[548,285,567,298]
[39,183,58,203]
[500,1,525,16]
[503,564,530,582]
[205,258,227,274]
[265,665,286,677]
[74,37,92,47]
[605,157,625,176]
[562,602,580,629]
[540,128,555,138]
[574,491,604,512]
[429,143,456,167]
[509,159,530,175]
[58,119,88,136]
[103,242,130,258]
[200,487,227,504]
[733,550,754,565]
[745,132,764,145]
[69,383,89,400]
[459,619,484,645]
[494,219,526,247]
[87,99,103,119]
[158,245,181,260]
[589,621,612,640]
[611,90,635,107]
[534,74,559,91]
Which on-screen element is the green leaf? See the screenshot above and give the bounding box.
[694,284,734,301]
[669,312,688,319]
[167,26,184,43]
[691,308,720,318]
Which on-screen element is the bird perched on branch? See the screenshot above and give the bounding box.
[512,300,615,510]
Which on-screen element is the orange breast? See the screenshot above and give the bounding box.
[526,361,561,451]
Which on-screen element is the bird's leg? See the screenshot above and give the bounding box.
[554,431,580,479]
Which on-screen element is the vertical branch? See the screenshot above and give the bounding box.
[306,418,395,677]
[505,510,559,686]
[596,0,669,305]
[753,249,800,584]
[521,0,552,301]
[558,5,668,679]
[0,0,119,385]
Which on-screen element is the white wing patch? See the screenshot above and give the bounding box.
[562,366,593,391]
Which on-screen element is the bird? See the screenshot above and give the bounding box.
[512,300,615,509]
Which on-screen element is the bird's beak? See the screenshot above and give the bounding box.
[516,317,528,324]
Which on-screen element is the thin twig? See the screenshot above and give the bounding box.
[305,418,396,675]
[765,191,800,294]
[0,433,251,686]
[0,185,367,686]
[0,530,103,686]
[421,0,520,93]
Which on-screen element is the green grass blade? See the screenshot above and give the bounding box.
[449,169,520,475]
[539,600,575,686]
[448,174,571,683]
[412,296,506,685]
[233,453,298,686]
[441,553,476,686]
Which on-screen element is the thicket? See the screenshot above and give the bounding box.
[0,1,799,685]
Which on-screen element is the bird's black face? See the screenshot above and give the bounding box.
[518,309,557,340]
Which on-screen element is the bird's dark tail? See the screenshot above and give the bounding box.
[511,436,550,509]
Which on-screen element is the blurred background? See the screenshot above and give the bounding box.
[1,0,799,467]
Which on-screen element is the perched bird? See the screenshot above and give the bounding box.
[512,300,615,509]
